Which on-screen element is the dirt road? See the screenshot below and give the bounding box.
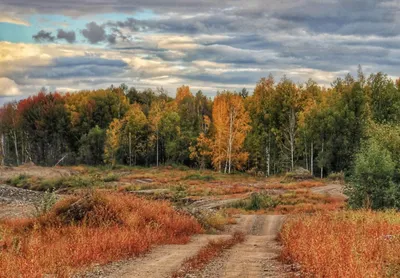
[84,215,287,278]
[196,215,287,278]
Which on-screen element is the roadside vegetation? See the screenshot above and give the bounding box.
[0,191,201,278]
[280,210,400,278]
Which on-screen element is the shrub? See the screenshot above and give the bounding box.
[230,192,279,211]
[283,168,313,182]
[33,190,57,217]
[327,171,345,182]
[184,174,215,181]
[188,209,234,232]
[6,174,31,188]
[102,174,120,182]
[347,138,400,209]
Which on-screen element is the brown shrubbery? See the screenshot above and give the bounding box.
[0,191,202,278]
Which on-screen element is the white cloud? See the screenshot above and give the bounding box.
[0,78,21,96]
[0,13,30,26]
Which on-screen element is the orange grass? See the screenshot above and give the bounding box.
[0,192,202,278]
[171,232,245,278]
[280,210,400,277]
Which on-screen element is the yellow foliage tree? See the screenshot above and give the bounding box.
[104,119,122,166]
[210,92,251,173]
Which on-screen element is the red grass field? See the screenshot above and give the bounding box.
[0,192,202,278]
[280,210,400,277]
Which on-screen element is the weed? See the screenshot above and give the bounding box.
[33,190,57,217]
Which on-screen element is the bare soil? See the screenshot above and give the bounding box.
[0,184,43,219]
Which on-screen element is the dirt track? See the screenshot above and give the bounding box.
[82,215,287,278]
[83,235,230,278]
[197,215,287,278]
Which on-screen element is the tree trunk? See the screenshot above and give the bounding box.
[304,135,308,170]
[129,132,132,166]
[266,133,270,177]
[13,130,19,166]
[289,109,296,172]
[320,141,324,179]
[310,141,314,176]
[228,109,234,174]
[0,133,5,165]
[156,129,159,167]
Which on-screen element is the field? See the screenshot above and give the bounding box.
[280,210,400,277]
[0,165,397,277]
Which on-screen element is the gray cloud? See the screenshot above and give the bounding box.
[81,22,106,44]
[4,0,400,98]
[81,21,117,44]
[57,29,76,43]
[28,56,128,79]
[32,30,55,42]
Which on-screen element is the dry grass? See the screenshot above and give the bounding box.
[0,191,202,278]
[280,210,400,278]
[171,232,245,278]
[273,189,345,214]
[264,180,324,190]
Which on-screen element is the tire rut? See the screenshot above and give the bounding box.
[194,215,287,278]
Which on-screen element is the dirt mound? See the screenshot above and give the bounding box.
[52,193,123,226]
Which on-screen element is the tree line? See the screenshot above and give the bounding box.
[2,68,400,208]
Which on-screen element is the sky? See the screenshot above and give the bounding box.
[1,0,400,103]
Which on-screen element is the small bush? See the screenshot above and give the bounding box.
[102,174,120,182]
[188,209,234,232]
[33,190,57,217]
[283,168,313,182]
[230,192,279,211]
[184,173,215,181]
[6,174,31,188]
[327,171,345,182]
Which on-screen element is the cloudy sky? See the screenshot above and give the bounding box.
[1,0,400,103]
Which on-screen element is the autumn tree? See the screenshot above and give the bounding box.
[104,119,122,166]
[210,92,250,173]
[119,104,149,165]
[275,77,304,171]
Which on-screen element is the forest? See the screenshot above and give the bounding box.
[1,68,400,209]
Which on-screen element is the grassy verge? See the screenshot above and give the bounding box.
[280,210,400,277]
[0,191,202,278]
[171,232,245,278]
[5,173,120,191]
[228,190,345,214]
